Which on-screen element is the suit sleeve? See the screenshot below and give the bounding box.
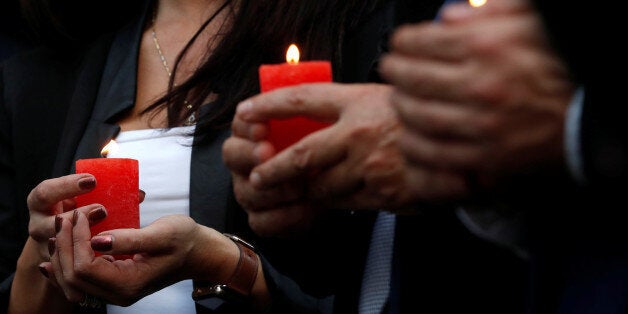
[0,63,24,313]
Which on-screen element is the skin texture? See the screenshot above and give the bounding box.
[15,174,268,311]
[380,0,574,190]
[223,83,468,236]
[223,0,575,238]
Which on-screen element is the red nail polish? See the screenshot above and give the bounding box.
[91,235,113,251]
[88,207,107,223]
[72,210,79,226]
[78,177,96,190]
[55,216,62,234]
[48,237,56,256]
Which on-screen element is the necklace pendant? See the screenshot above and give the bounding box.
[185,113,196,126]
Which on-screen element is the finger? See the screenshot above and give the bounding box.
[71,211,98,276]
[235,83,347,123]
[29,204,106,243]
[392,91,483,140]
[232,173,303,212]
[399,130,486,170]
[38,261,62,289]
[223,137,275,176]
[50,216,84,302]
[387,23,469,61]
[305,161,363,202]
[91,215,197,255]
[380,54,467,101]
[231,114,269,140]
[249,125,348,189]
[246,204,326,237]
[27,174,97,214]
[139,190,146,203]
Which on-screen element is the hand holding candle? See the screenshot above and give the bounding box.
[258,44,332,152]
[75,140,139,239]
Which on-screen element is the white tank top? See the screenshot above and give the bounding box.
[105,125,196,314]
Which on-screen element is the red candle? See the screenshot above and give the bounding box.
[259,44,332,152]
[75,140,139,243]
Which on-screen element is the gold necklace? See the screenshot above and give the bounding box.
[151,9,196,126]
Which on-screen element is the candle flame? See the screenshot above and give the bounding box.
[469,0,487,7]
[101,140,119,158]
[286,44,300,65]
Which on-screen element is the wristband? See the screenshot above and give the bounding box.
[192,233,259,305]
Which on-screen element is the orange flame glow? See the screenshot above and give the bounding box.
[469,0,487,7]
[101,140,119,158]
[286,44,300,65]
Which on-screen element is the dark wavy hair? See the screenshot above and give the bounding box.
[20,0,386,144]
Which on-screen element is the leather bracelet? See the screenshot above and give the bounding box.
[192,233,259,304]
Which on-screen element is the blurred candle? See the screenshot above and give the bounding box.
[258,44,332,152]
[75,140,139,241]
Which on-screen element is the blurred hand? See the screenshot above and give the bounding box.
[223,83,468,236]
[380,0,574,189]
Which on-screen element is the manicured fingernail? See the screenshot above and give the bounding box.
[48,237,56,256]
[55,216,62,234]
[139,190,146,202]
[87,207,107,223]
[91,235,113,251]
[78,177,96,190]
[72,210,79,226]
[38,264,49,278]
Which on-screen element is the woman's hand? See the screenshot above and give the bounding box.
[41,213,244,307]
[26,174,108,263]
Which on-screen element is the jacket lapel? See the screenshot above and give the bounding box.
[52,35,116,177]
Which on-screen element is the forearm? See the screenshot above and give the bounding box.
[8,238,72,314]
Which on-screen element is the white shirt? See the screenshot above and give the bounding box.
[106,126,196,314]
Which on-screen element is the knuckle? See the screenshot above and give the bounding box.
[291,142,313,170]
[475,113,501,136]
[468,32,500,56]
[468,76,507,104]
[285,86,313,110]
[27,183,50,205]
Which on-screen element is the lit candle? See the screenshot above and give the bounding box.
[75,140,139,242]
[258,44,332,152]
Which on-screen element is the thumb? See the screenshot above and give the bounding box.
[91,215,194,255]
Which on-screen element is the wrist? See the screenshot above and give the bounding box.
[192,232,269,310]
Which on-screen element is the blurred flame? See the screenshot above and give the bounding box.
[469,0,487,7]
[101,140,119,158]
[286,44,300,64]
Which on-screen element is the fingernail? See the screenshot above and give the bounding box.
[91,235,113,251]
[87,207,107,223]
[139,190,146,202]
[48,237,56,256]
[72,210,79,226]
[55,216,62,234]
[38,264,49,278]
[78,177,96,190]
[250,172,261,187]
[442,2,475,20]
[101,255,116,262]
[236,101,253,117]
